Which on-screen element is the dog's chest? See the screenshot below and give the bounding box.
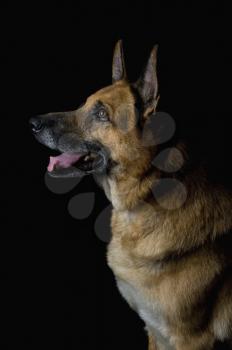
[116,278,169,339]
[108,243,173,348]
[116,278,173,350]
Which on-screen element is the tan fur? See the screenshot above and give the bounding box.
[76,78,232,349]
[149,333,158,350]
[36,43,232,349]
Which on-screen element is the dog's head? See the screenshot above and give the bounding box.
[30,41,159,178]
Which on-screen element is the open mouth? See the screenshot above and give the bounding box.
[47,150,107,178]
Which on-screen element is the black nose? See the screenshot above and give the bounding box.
[29,116,44,134]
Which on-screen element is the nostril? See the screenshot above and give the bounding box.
[29,117,44,134]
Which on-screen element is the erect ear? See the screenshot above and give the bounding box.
[136,45,159,117]
[112,40,127,83]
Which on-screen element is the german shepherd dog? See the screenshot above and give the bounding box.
[30,41,232,349]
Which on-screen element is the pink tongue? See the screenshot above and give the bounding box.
[47,153,83,172]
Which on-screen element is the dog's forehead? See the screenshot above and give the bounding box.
[85,81,134,109]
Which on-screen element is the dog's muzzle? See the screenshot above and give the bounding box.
[29,114,109,178]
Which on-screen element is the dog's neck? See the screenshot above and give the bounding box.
[101,141,189,210]
[97,165,159,210]
[98,165,232,235]
[100,167,232,263]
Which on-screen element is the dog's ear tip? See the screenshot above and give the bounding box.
[150,44,159,59]
[114,39,124,51]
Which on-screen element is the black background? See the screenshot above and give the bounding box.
[2,2,232,349]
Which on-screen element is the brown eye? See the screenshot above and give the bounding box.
[97,109,108,121]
